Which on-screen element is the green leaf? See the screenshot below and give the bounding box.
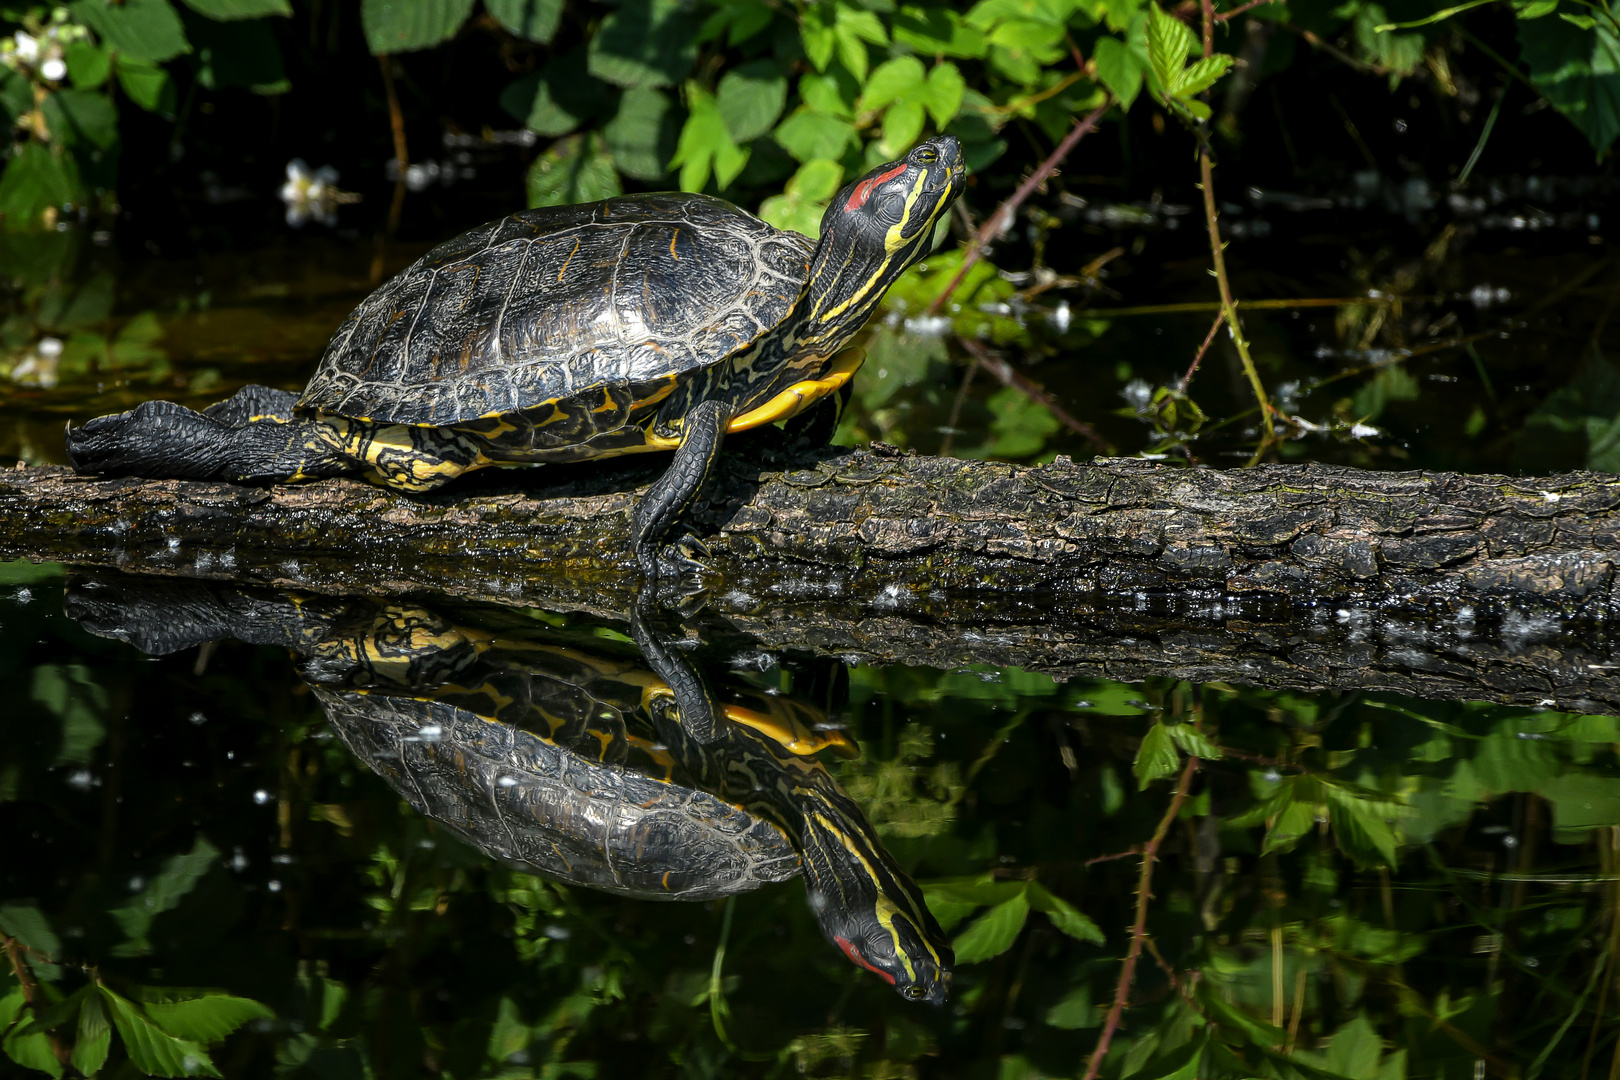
[0,144,81,230]
[31,663,109,763]
[486,0,563,42]
[756,158,843,236]
[189,16,289,93]
[1519,11,1620,155]
[774,108,860,162]
[526,133,622,208]
[880,101,926,157]
[2,1006,63,1078]
[1044,984,1095,1029]
[1171,53,1233,97]
[952,890,1030,963]
[715,60,787,144]
[73,992,111,1077]
[669,82,748,191]
[588,0,701,89]
[99,987,220,1078]
[921,62,967,128]
[1262,797,1316,854]
[1133,722,1180,789]
[1026,883,1105,943]
[1514,0,1559,14]
[1322,1013,1382,1079]
[1165,723,1222,760]
[1326,791,1399,867]
[859,56,927,113]
[1145,2,1196,93]
[114,55,176,113]
[799,71,855,118]
[360,0,473,54]
[500,50,603,138]
[602,87,676,182]
[43,89,118,149]
[893,5,989,58]
[801,3,836,70]
[143,995,274,1044]
[1560,11,1597,28]
[64,42,112,89]
[109,836,220,956]
[70,0,191,62]
[179,0,291,17]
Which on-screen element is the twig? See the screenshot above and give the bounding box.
[1282,23,1386,75]
[940,357,979,457]
[373,52,409,283]
[1082,757,1199,1080]
[1215,0,1278,20]
[929,100,1112,316]
[957,337,1114,453]
[1086,845,1145,867]
[3,935,75,1074]
[1083,296,1394,318]
[1178,311,1226,391]
[1194,2,1276,461]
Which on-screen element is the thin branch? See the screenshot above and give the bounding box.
[928,100,1112,316]
[373,52,409,282]
[3,935,75,1074]
[1082,296,1394,318]
[957,337,1114,453]
[1086,845,1145,867]
[1082,757,1199,1080]
[1179,311,1226,391]
[1215,0,1279,20]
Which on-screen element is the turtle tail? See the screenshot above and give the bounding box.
[66,384,356,485]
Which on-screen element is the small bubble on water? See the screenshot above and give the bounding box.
[11,587,31,604]
[253,789,272,805]
[128,876,145,892]
[267,880,282,893]
[66,769,94,790]
[189,711,208,725]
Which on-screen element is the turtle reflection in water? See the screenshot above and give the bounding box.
[66,577,954,1003]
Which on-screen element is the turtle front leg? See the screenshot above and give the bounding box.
[67,395,358,485]
[633,397,735,581]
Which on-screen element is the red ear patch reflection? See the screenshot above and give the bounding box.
[844,164,908,212]
[834,935,897,984]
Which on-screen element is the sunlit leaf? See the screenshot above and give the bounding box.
[588,0,700,89]
[1165,723,1222,760]
[773,108,860,163]
[360,0,473,53]
[669,82,748,192]
[142,994,274,1043]
[70,0,191,63]
[99,987,220,1078]
[951,890,1029,963]
[486,0,563,42]
[603,87,676,182]
[1133,721,1180,789]
[72,992,110,1077]
[527,133,622,208]
[1262,796,1315,854]
[921,62,967,128]
[859,56,926,113]
[109,836,221,955]
[180,0,292,17]
[1145,2,1195,92]
[1026,883,1104,943]
[715,60,788,144]
[114,56,175,113]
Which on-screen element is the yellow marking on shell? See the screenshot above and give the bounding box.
[669,229,680,259]
[557,237,581,283]
[727,347,865,434]
[721,703,858,759]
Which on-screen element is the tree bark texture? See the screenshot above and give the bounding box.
[2,450,1618,713]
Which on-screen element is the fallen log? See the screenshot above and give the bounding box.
[3,448,1618,713]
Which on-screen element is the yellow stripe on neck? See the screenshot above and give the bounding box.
[726,347,865,434]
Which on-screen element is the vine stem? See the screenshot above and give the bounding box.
[1193,0,1277,461]
[956,337,1114,452]
[3,934,75,1073]
[927,99,1112,316]
[1081,756,1200,1080]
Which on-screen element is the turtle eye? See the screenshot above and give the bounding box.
[904,985,927,999]
[914,146,938,164]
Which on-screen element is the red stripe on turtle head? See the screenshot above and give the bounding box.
[844,164,909,212]
[835,935,897,984]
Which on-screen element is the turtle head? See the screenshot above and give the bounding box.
[810,883,955,1005]
[798,136,966,346]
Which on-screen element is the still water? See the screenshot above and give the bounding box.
[4,556,1620,1079]
[4,176,1620,1077]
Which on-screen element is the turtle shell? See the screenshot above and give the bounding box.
[317,687,802,900]
[299,193,817,427]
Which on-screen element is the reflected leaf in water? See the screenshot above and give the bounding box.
[64,574,954,1005]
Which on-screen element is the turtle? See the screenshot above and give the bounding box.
[64,574,955,1003]
[66,137,966,577]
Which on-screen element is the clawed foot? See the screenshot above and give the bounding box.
[636,533,712,594]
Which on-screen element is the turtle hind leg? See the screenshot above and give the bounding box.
[632,397,735,581]
[67,399,357,484]
[785,380,855,449]
[202,384,300,425]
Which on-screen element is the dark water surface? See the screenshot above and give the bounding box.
[4,178,1620,1078]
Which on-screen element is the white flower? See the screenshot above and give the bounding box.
[40,56,64,81]
[13,32,39,63]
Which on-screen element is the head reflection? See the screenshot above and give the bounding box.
[65,575,953,1004]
